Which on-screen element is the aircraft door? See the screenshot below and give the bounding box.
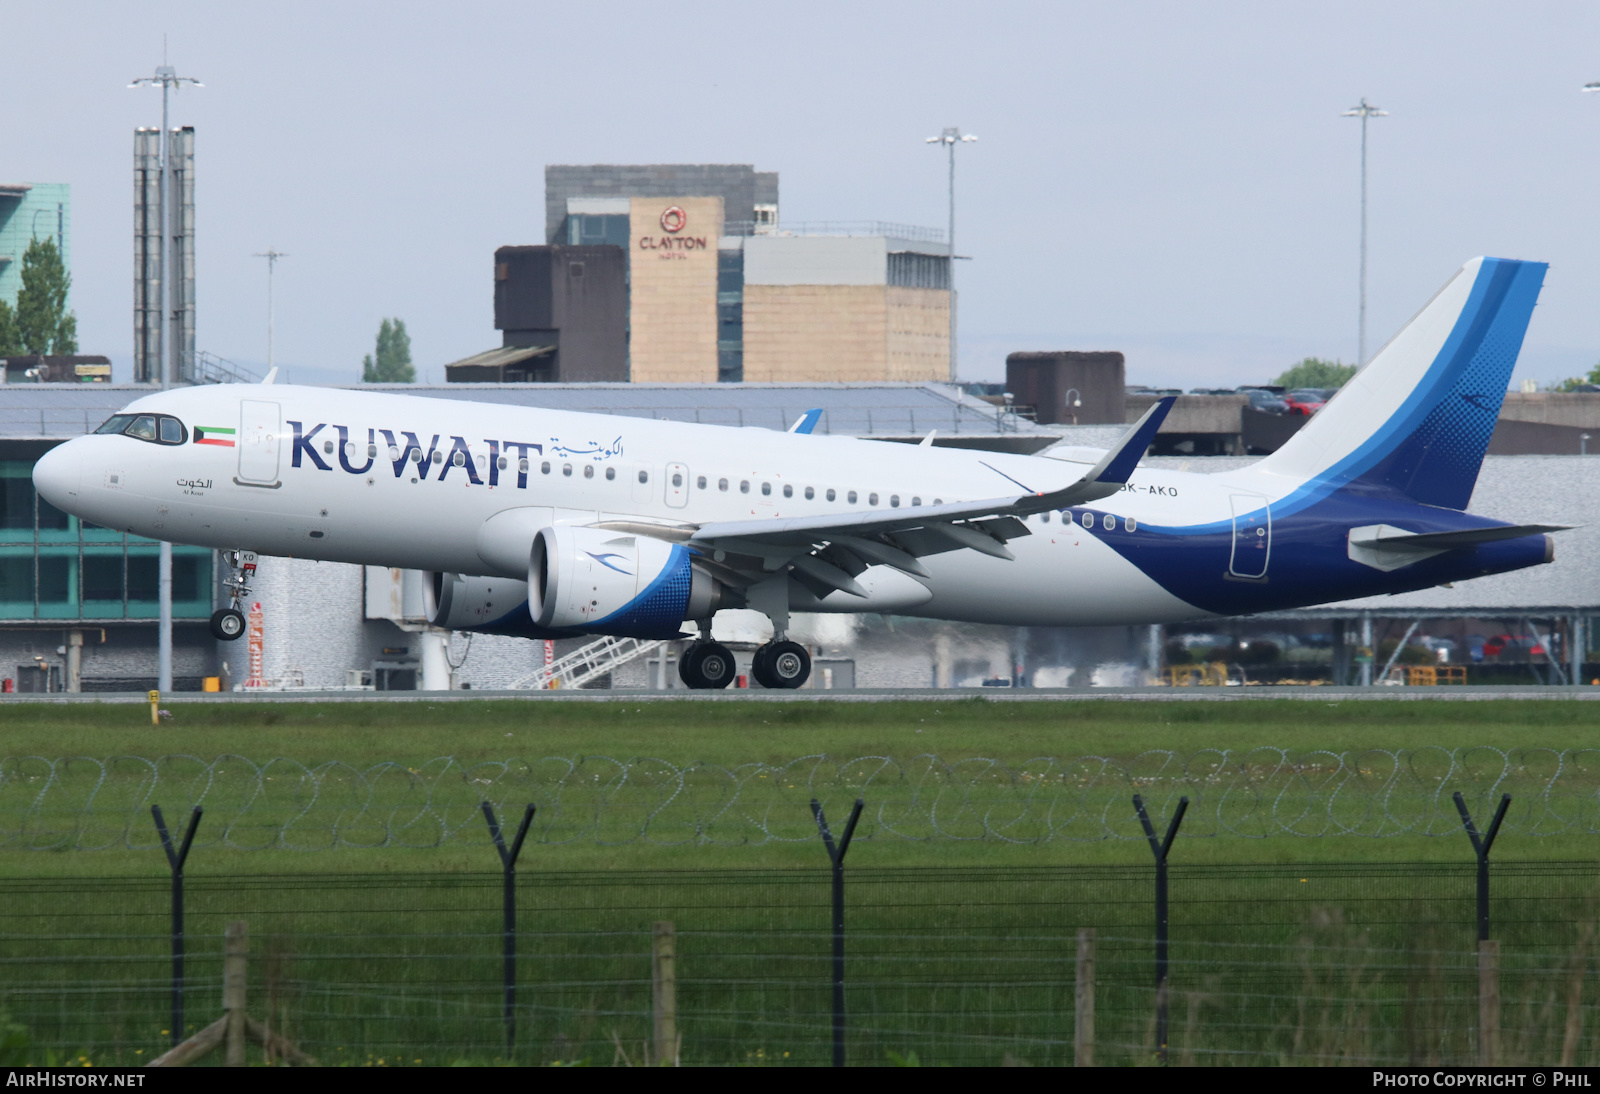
[664,462,690,508]
[1229,494,1271,579]
[237,400,282,486]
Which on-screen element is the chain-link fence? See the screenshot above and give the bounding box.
[2,861,1597,1066]
[6,748,1600,851]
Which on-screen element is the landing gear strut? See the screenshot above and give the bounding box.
[210,550,257,642]
[752,640,811,689]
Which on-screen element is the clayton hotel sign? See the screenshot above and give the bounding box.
[628,196,723,382]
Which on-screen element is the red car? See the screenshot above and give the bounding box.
[1482,634,1545,660]
[1284,389,1328,416]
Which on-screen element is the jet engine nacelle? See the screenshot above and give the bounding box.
[425,571,561,638]
[530,525,727,639]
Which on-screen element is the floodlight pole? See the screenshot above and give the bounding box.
[927,127,977,383]
[131,55,200,696]
[1342,99,1387,367]
[254,249,288,370]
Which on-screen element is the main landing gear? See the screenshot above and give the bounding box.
[209,550,257,642]
[678,639,738,690]
[751,640,811,690]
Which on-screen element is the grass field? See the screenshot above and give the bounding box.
[1,696,1599,872]
[2,697,1599,1065]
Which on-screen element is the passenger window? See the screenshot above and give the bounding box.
[159,417,185,444]
[911,497,921,507]
[1126,517,1137,532]
[827,489,836,502]
[606,467,616,481]
[761,482,771,496]
[584,465,594,479]
[563,464,573,477]
[323,440,335,455]
[805,486,815,500]
[390,446,401,461]
[373,444,382,459]
[638,470,649,484]
[848,490,857,504]
[498,455,507,470]
[719,478,729,492]
[126,416,158,441]
[782,484,792,498]
[672,472,683,487]
[740,480,750,494]
[453,451,466,467]
[519,459,530,473]
[540,461,550,474]
[410,449,422,463]
[1081,512,1093,529]
[697,475,707,489]
[1103,514,1115,530]
[869,493,879,506]
[432,451,443,464]
[889,494,900,508]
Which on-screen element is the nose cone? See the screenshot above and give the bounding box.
[32,442,80,510]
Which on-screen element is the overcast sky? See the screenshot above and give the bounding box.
[9,1,1600,389]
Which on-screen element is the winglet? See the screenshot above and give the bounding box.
[789,409,823,434]
[1015,395,1175,513]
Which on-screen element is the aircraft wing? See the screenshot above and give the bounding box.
[680,397,1175,597]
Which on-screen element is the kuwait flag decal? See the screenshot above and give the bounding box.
[194,425,236,447]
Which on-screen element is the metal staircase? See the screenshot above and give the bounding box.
[507,634,664,691]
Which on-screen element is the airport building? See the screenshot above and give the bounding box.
[451,165,953,385]
[0,182,70,308]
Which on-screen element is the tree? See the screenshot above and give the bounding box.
[14,237,77,355]
[0,299,19,357]
[361,317,414,382]
[1548,363,1600,391]
[1273,358,1357,390]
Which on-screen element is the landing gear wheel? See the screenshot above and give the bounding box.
[680,642,736,689]
[209,608,246,641]
[752,640,810,689]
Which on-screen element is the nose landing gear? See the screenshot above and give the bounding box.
[210,550,257,642]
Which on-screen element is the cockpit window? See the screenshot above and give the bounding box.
[106,414,188,445]
[94,415,134,435]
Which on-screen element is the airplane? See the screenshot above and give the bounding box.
[31,256,1562,690]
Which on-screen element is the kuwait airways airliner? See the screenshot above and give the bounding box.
[31,257,1561,688]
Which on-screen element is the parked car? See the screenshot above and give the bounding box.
[1481,634,1546,661]
[1238,388,1289,415]
[1284,389,1329,416]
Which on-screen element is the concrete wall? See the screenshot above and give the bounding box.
[1006,352,1126,425]
[744,236,887,286]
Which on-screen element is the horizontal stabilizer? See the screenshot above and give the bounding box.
[1350,524,1568,550]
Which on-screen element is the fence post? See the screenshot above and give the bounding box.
[811,796,864,1069]
[482,801,537,1057]
[1133,793,1188,1066]
[223,921,247,1067]
[1478,939,1500,1065]
[151,804,202,1050]
[653,921,678,1066]
[1075,927,1096,1067]
[1453,792,1511,942]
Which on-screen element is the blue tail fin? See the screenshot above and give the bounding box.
[1259,257,1546,510]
